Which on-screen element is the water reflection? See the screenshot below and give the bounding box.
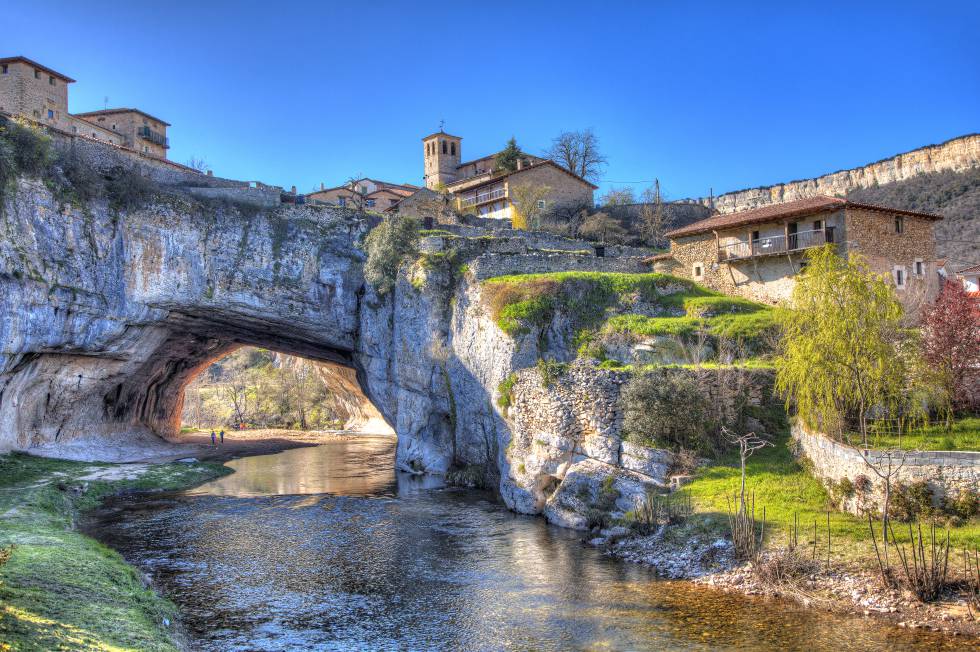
[189,435,401,497]
[85,438,960,651]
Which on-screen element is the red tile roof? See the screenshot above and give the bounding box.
[958,263,980,275]
[666,195,942,238]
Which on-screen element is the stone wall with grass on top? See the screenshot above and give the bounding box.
[470,251,646,279]
[791,420,980,513]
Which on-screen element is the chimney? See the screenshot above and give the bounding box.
[206,170,213,176]
[320,182,325,190]
[290,185,297,194]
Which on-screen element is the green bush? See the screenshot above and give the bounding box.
[889,480,935,522]
[621,371,718,454]
[363,217,420,296]
[942,489,979,521]
[536,358,568,388]
[497,373,518,408]
[0,118,54,197]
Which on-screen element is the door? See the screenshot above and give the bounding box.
[787,222,798,250]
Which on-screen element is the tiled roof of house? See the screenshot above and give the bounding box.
[958,263,980,274]
[666,195,942,238]
[74,108,171,127]
[0,56,75,82]
[446,159,598,191]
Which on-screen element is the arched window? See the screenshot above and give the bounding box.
[442,140,447,154]
[451,142,456,156]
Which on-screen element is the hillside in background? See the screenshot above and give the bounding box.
[847,168,980,270]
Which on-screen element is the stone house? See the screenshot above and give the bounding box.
[409,130,596,224]
[0,56,170,158]
[307,178,419,210]
[647,195,943,305]
[74,109,170,158]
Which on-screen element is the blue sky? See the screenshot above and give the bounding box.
[5,1,978,199]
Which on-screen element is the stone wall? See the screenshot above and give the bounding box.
[791,422,979,513]
[501,360,776,528]
[469,251,646,279]
[695,133,980,214]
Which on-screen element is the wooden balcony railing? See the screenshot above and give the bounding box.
[718,227,834,262]
[460,187,506,208]
[137,126,169,148]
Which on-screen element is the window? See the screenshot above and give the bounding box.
[49,76,55,86]
[751,230,760,242]
[914,259,924,277]
[693,263,704,279]
[34,69,40,79]
[1,64,8,74]
[32,109,40,118]
[813,220,822,231]
[338,197,346,207]
[895,216,904,234]
[451,142,456,156]
[47,109,54,119]
[537,199,546,210]
[893,266,906,289]
[442,140,447,154]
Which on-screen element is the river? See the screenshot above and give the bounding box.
[84,436,960,651]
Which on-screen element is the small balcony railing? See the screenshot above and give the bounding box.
[460,187,506,208]
[718,227,834,262]
[138,126,169,148]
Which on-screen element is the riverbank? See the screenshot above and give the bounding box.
[0,452,231,651]
[583,429,980,641]
[26,428,375,464]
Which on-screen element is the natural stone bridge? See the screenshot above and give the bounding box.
[0,173,668,527]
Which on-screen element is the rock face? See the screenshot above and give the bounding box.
[0,174,766,529]
[694,133,980,214]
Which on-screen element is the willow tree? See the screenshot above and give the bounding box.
[775,246,914,446]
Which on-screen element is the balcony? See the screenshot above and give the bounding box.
[459,187,506,208]
[137,126,169,148]
[718,227,834,262]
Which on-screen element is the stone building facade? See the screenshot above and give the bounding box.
[413,130,595,225]
[307,177,419,210]
[649,196,942,306]
[74,109,170,158]
[0,56,169,157]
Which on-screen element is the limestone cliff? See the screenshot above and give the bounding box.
[696,133,980,214]
[0,174,668,528]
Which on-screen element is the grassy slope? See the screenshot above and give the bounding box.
[481,271,777,348]
[681,421,980,562]
[862,417,980,452]
[0,453,230,652]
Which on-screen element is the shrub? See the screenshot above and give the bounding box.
[57,150,104,203]
[363,217,420,296]
[0,118,54,197]
[942,489,979,521]
[854,474,873,493]
[105,166,157,211]
[889,481,935,522]
[496,373,518,409]
[536,358,568,388]
[620,371,716,454]
[627,489,692,534]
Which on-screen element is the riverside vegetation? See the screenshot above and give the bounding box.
[0,453,230,651]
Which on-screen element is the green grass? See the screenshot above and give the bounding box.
[863,416,980,452]
[681,424,980,561]
[481,271,776,354]
[0,453,230,651]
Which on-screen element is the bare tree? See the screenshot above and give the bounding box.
[854,446,913,569]
[185,157,209,173]
[639,179,674,247]
[724,427,773,509]
[509,183,552,230]
[343,177,368,211]
[599,187,635,207]
[578,211,628,243]
[544,129,607,182]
